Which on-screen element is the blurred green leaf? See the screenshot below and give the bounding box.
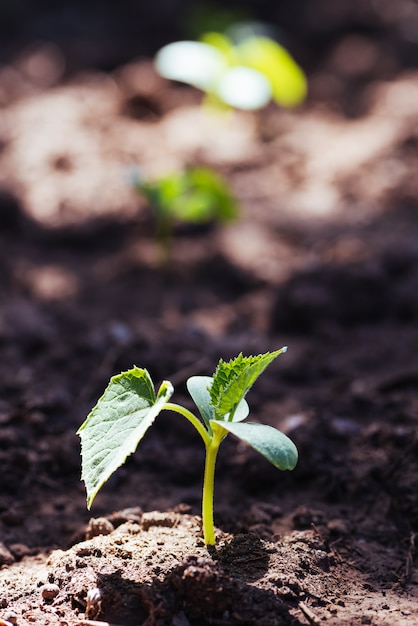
[155,41,226,91]
[138,167,238,224]
[236,36,307,107]
[156,27,306,110]
[200,31,237,64]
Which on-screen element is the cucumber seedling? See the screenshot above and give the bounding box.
[78,349,298,545]
[130,166,237,264]
[155,26,306,111]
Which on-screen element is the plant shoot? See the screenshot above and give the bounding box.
[78,349,298,545]
[129,166,237,263]
[155,25,306,111]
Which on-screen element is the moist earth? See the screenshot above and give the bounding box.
[0,1,418,624]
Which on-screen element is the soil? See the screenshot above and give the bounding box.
[1,1,418,625]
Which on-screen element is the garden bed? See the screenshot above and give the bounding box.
[0,2,418,624]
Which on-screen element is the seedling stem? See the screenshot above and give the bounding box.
[164,402,210,446]
[202,434,223,545]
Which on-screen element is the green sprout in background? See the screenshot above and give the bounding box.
[127,23,306,262]
[129,166,238,264]
[155,22,307,111]
[78,349,298,545]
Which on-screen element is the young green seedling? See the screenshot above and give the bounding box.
[129,166,238,265]
[77,349,298,545]
[155,25,307,111]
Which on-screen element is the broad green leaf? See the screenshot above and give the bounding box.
[187,375,249,426]
[77,367,173,508]
[211,420,298,470]
[186,168,238,221]
[187,376,214,427]
[138,168,238,224]
[236,36,307,107]
[231,397,250,422]
[140,174,186,217]
[200,31,237,64]
[168,168,238,222]
[216,66,272,110]
[210,348,287,421]
[155,33,306,110]
[155,41,227,90]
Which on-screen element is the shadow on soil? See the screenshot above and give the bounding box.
[95,546,298,626]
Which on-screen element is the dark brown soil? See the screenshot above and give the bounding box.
[1,1,418,624]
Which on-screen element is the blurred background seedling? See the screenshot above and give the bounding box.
[127,22,305,267]
[130,166,238,265]
[155,22,307,111]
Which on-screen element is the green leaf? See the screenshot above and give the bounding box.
[230,397,250,422]
[211,420,298,470]
[187,375,249,427]
[236,36,307,107]
[210,348,287,421]
[187,167,238,221]
[200,31,237,64]
[155,40,227,91]
[137,167,238,224]
[186,376,214,427]
[77,367,173,508]
[215,66,272,110]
